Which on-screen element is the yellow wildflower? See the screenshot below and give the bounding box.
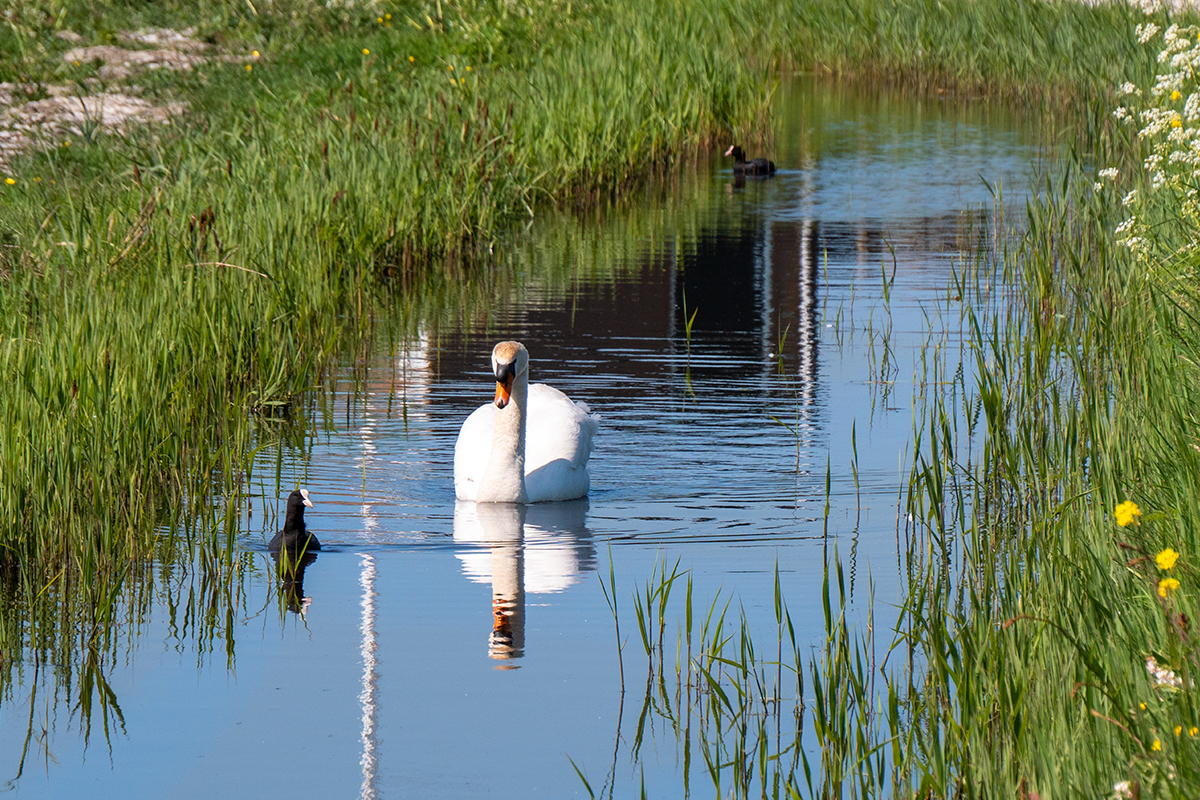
[245,64,252,72]
[449,64,455,71]
[386,13,392,19]
[363,48,370,55]
[1115,501,1141,527]
[377,16,383,22]
[1152,739,1162,751]
[409,56,415,62]
[1159,577,1181,598]
[252,50,260,58]
[4,177,13,185]
[1191,727,1198,737]
[1172,115,1183,128]
[1173,90,1183,100]
[1157,548,1180,570]
[1141,702,1148,710]
[466,65,472,71]
[1177,725,1184,736]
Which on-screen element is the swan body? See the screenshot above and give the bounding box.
[454,342,599,503]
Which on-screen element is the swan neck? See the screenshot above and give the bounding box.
[478,371,529,503]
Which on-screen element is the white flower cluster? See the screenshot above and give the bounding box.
[1100,24,1200,252]
[1146,655,1184,688]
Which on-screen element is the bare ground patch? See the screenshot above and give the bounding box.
[0,27,215,169]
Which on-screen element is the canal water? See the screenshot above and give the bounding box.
[0,77,1042,798]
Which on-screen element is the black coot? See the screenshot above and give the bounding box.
[269,488,321,553]
[724,144,776,175]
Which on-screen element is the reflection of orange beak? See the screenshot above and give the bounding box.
[494,375,513,408]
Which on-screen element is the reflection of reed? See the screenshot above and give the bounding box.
[358,554,379,800]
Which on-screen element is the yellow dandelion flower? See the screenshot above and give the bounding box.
[363,48,370,55]
[1177,725,1184,736]
[1141,702,1148,710]
[73,60,80,67]
[377,16,383,22]
[386,13,392,19]
[1152,739,1162,751]
[1159,577,1181,597]
[62,140,69,147]
[448,64,454,71]
[466,65,472,71]
[252,50,260,58]
[459,77,465,84]
[3,177,13,185]
[409,55,415,62]
[1157,548,1180,570]
[33,177,40,182]
[1115,501,1141,527]
[1191,727,1198,737]
[1173,90,1183,100]
[246,64,252,72]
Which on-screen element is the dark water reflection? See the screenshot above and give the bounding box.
[0,77,1041,798]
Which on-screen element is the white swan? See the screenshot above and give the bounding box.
[454,341,599,503]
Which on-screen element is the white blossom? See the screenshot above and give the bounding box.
[1147,656,1184,688]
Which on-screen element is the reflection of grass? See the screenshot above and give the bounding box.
[581,560,810,799]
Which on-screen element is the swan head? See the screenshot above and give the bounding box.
[490,341,529,409]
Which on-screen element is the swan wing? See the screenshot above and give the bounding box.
[454,403,497,501]
[524,383,600,502]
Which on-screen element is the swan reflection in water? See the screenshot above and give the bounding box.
[454,499,595,662]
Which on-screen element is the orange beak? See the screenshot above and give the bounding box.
[494,375,513,408]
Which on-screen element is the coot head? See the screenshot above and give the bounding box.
[284,488,314,530]
[724,144,746,162]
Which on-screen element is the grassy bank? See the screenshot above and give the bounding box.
[0,0,1165,569]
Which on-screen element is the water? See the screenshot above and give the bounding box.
[0,78,1043,797]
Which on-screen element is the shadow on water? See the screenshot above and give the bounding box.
[0,75,1053,797]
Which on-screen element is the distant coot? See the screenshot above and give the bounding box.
[269,488,321,553]
[724,144,776,176]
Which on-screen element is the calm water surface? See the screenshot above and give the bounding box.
[1,78,1041,798]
